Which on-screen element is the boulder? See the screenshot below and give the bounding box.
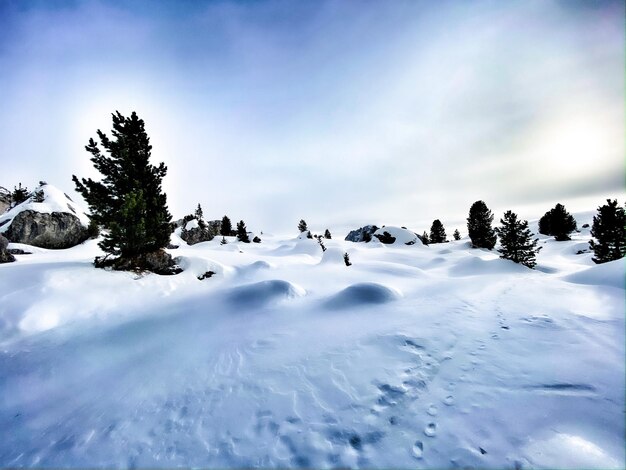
[4,210,89,249]
[180,218,215,246]
[0,187,10,215]
[0,234,15,263]
[345,225,379,243]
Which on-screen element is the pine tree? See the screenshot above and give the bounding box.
[220,215,233,236]
[236,220,250,243]
[421,231,430,245]
[220,236,228,245]
[343,252,352,266]
[538,212,551,236]
[429,219,447,244]
[589,199,626,264]
[453,229,461,241]
[538,203,577,241]
[324,229,331,239]
[11,183,29,207]
[467,200,497,249]
[73,111,173,269]
[195,203,203,221]
[495,210,540,268]
[298,219,308,233]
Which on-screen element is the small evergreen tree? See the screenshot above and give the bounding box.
[429,219,447,244]
[589,199,626,264]
[220,215,233,236]
[538,203,577,241]
[467,200,497,249]
[421,231,430,245]
[343,252,352,266]
[538,212,551,236]
[495,210,540,268]
[195,203,203,221]
[298,219,308,233]
[73,111,173,269]
[453,229,461,241]
[220,236,228,245]
[236,220,250,243]
[11,183,29,207]
[324,229,331,239]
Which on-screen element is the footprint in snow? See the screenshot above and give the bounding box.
[412,440,424,458]
[443,395,454,406]
[424,423,437,437]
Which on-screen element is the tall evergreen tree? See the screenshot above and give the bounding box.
[324,229,332,239]
[220,215,233,236]
[453,229,461,241]
[236,220,250,243]
[467,200,497,249]
[495,210,540,268]
[73,111,173,268]
[589,199,626,264]
[538,203,577,241]
[298,219,308,233]
[429,219,447,244]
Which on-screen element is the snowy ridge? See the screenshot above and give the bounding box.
[0,184,89,232]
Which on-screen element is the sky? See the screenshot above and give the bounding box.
[0,0,623,234]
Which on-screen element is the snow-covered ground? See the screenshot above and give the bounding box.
[0,218,623,468]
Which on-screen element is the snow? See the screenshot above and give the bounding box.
[373,226,422,245]
[184,218,199,230]
[0,223,623,468]
[0,184,89,232]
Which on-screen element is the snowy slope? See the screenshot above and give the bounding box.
[0,223,623,468]
[0,184,89,233]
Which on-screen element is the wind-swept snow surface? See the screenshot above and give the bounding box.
[0,225,623,468]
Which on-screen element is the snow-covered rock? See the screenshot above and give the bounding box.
[373,226,421,246]
[0,187,10,214]
[180,218,215,246]
[0,184,89,249]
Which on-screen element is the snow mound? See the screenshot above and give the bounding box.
[564,258,625,289]
[523,432,620,468]
[373,226,422,246]
[324,282,401,309]
[0,184,88,233]
[449,256,528,276]
[318,247,345,265]
[225,280,306,308]
[176,256,231,278]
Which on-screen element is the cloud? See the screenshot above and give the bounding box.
[0,0,623,233]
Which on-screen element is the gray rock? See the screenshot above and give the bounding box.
[0,187,10,215]
[181,222,215,246]
[4,210,89,249]
[345,225,379,243]
[0,234,15,263]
